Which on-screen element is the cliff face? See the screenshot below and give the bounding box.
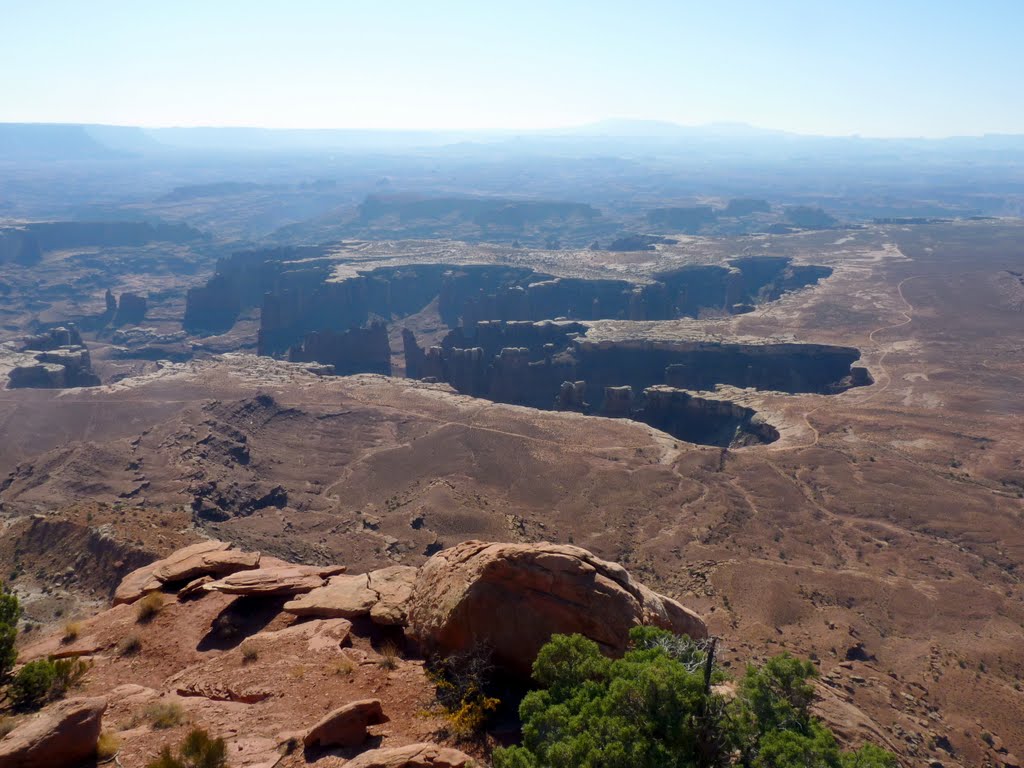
[187,251,832,338]
[184,249,836,393]
[0,221,203,266]
[287,321,392,376]
[402,321,869,446]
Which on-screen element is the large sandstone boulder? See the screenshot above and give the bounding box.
[203,564,346,597]
[113,540,260,604]
[0,696,107,768]
[406,541,706,673]
[344,742,476,768]
[283,566,416,625]
[303,699,388,750]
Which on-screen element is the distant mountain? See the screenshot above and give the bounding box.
[0,123,114,160]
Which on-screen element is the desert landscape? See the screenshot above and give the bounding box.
[2,7,1024,763]
[1,203,1022,767]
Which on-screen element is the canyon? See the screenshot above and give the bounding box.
[1,208,1022,766]
[181,246,853,446]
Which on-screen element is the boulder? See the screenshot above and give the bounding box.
[152,544,259,584]
[368,566,418,625]
[303,699,388,750]
[406,541,706,674]
[344,742,476,768]
[284,573,377,619]
[204,564,346,597]
[0,696,107,768]
[113,541,260,604]
[113,559,164,605]
[283,566,417,624]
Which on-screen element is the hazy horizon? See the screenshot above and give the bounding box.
[3,0,1023,139]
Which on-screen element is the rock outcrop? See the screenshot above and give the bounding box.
[203,563,346,596]
[113,540,260,604]
[344,742,477,768]
[7,324,101,389]
[287,321,392,376]
[283,566,417,625]
[0,696,107,768]
[406,541,706,674]
[112,291,147,325]
[303,698,388,750]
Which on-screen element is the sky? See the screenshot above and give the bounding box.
[2,0,1023,138]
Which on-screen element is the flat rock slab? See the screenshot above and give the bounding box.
[204,564,346,596]
[344,742,477,768]
[284,573,377,618]
[0,696,107,768]
[284,566,418,624]
[251,618,353,651]
[303,698,387,749]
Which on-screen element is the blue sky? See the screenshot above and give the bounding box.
[2,0,1022,137]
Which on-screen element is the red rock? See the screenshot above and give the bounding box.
[152,544,259,584]
[283,573,377,618]
[406,541,706,674]
[343,742,477,768]
[203,564,345,596]
[368,566,418,626]
[302,699,388,749]
[0,696,107,768]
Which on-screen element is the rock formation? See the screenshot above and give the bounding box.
[401,320,867,445]
[284,566,418,626]
[287,321,392,376]
[113,540,260,604]
[344,743,477,768]
[202,562,347,596]
[7,324,101,389]
[303,699,388,750]
[405,541,706,674]
[0,696,107,768]
[112,291,147,326]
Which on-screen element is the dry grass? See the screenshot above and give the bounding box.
[0,716,17,738]
[144,700,185,729]
[96,730,121,760]
[240,641,258,665]
[378,640,400,670]
[118,633,142,657]
[332,657,355,676]
[61,621,81,644]
[135,593,164,624]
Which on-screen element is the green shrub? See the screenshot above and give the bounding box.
[49,657,90,697]
[146,727,227,768]
[493,628,897,768]
[0,584,20,680]
[8,657,90,710]
[9,660,56,710]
